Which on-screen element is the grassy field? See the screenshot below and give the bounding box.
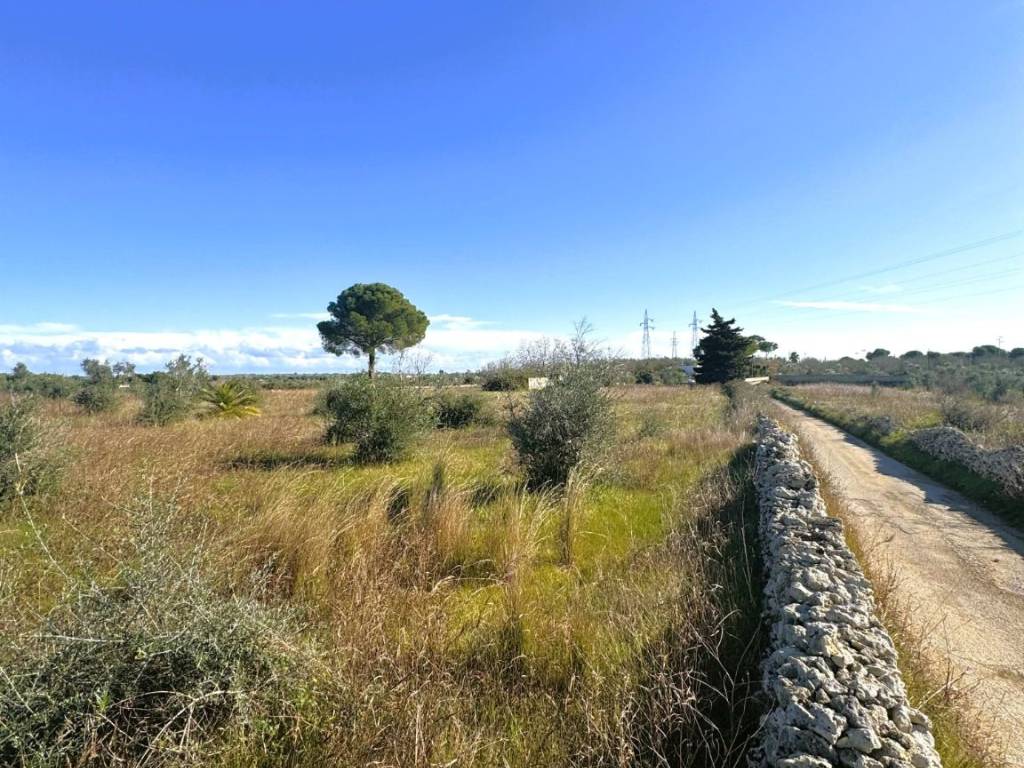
[2,385,765,767]
[773,384,1023,525]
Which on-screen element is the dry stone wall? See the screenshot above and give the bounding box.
[911,425,1024,498]
[752,417,941,768]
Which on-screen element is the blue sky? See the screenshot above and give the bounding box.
[2,1,1022,373]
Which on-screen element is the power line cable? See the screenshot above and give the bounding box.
[729,228,1023,312]
[758,281,1024,330]
[737,250,1024,321]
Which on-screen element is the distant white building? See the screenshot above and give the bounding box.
[528,377,549,390]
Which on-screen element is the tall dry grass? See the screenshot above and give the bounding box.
[3,385,766,766]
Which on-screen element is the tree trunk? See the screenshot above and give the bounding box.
[368,349,376,379]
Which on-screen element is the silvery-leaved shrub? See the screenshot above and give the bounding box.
[139,354,210,426]
[320,376,430,463]
[508,366,615,489]
[0,394,62,501]
[0,500,305,765]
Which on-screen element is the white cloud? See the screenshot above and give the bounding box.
[0,316,550,374]
[428,314,492,329]
[775,300,921,313]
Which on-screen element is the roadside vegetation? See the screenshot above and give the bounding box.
[773,384,1023,524]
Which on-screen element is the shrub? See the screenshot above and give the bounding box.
[2,369,80,400]
[72,358,119,413]
[481,370,527,392]
[321,377,430,463]
[508,367,615,488]
[659,367,687,386]
[0,501,303,764]
[432,389,484,429]
[200,380,261,419]
[72,383,118,413]
[0,396,62,501]
[635,368,656,385]
[140,355,209,425]
[940,397,996,433]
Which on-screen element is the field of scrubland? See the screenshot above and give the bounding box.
[1,385,765,767]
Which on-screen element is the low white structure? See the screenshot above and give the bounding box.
[527,377,549,390]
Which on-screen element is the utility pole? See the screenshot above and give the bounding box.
[689,311,701,357]
[671,331,678,359]
[998,335,1004,349]
[641,310,654,359]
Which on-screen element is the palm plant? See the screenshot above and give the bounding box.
[199,380,261,419]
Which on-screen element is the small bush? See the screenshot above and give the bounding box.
[481,370,527,392]
[72,358,120,413]
[508,367,615,488]
[0,396,62,501]
[658,367,687,386]
[140,355,209,426]
[321,377,430,463]
[200,380,261,419]
[940,397,996,433]
[432,390,484,429]
[635,368,656,385]
[72,383,118,413]
[0,501,304,765]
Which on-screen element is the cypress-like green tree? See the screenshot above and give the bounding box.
[694,309,752,383]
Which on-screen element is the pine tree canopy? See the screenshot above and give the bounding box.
[317,283,429,377]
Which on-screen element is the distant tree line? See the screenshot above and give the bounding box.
[778,345,1024,402]
[2,355,261,422]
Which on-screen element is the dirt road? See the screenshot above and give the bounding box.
[774,402,1024,766]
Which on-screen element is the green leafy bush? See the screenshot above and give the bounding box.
[71,358,119,413]
[432,390,484,429]
[634,368,656,385]
[200,380,261,419]
[140,355,209,426]
[481,370,527,392]
[2,365,80,400]
[321,377,430,462]
[0,396,62,501]
[508,368,615,488]
[72,383,118,413]
[0,501,303,764]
